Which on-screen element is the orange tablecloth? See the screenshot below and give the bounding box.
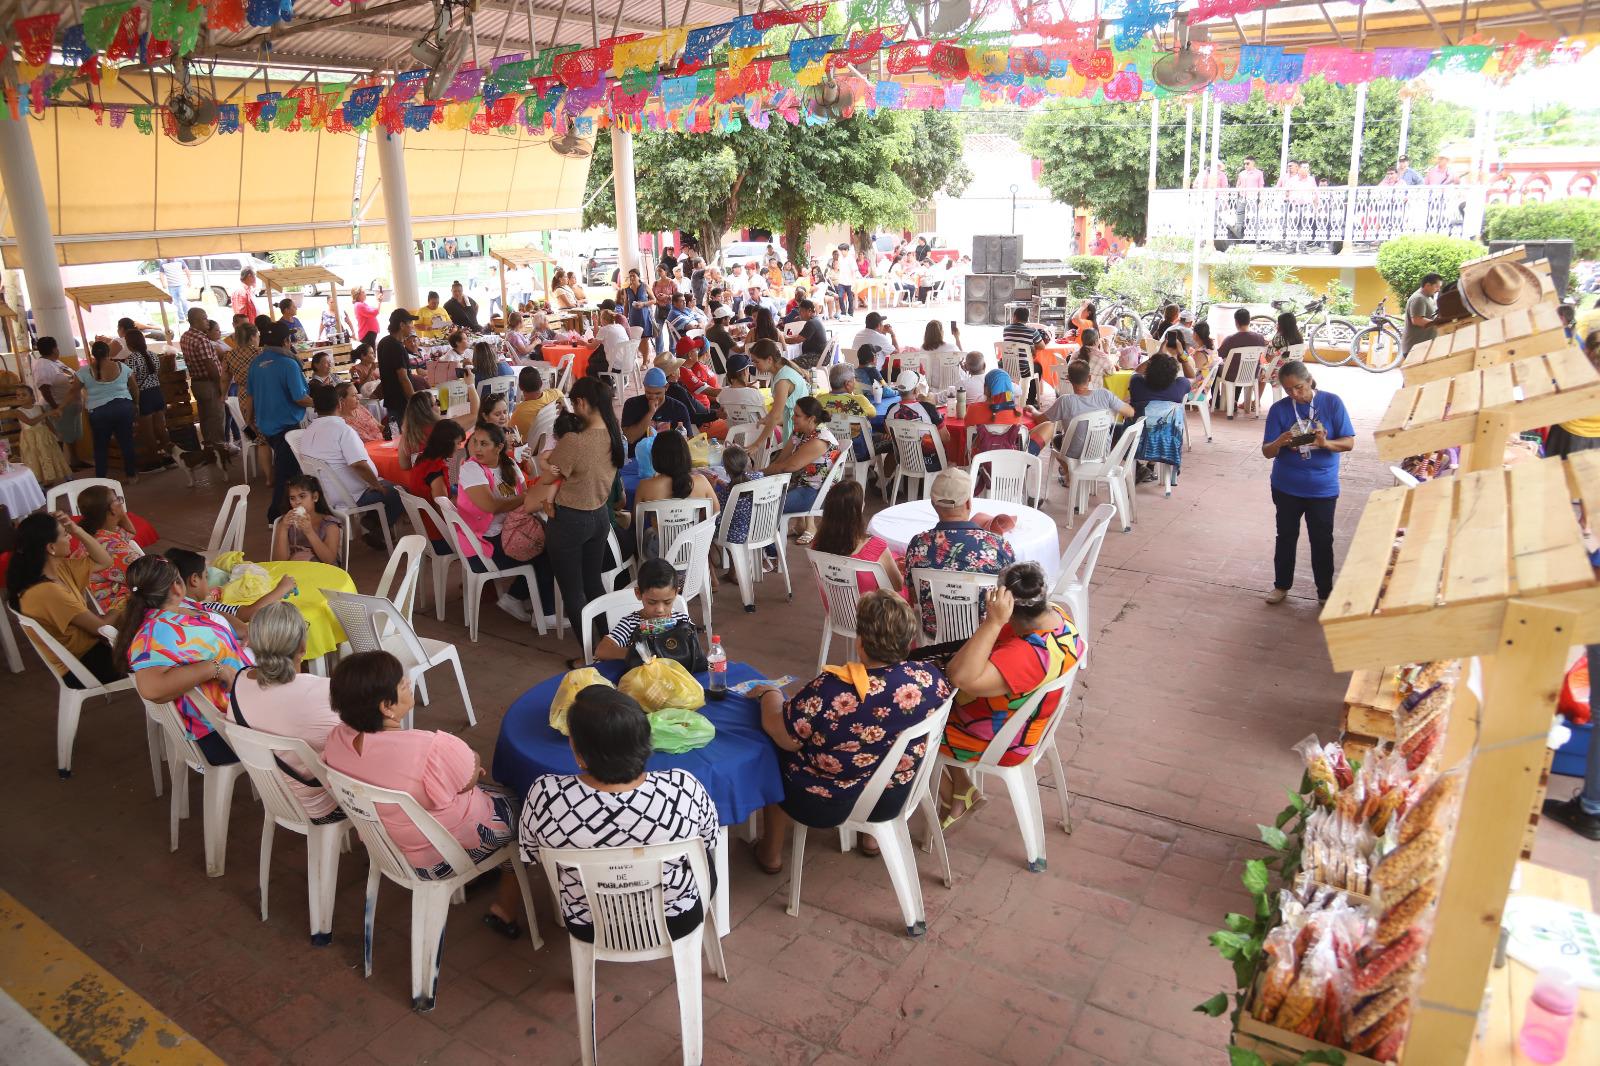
[365,440,404,484]
[993,342,1074,390]
[541,343,586,368]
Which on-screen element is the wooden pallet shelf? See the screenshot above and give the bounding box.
[1374,348,1600,471]
[1320,453,1600,672]
[1400,304,1566,386]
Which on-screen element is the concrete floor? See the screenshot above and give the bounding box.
[2,310,1595,1065]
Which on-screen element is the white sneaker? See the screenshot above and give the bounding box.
[496,593,533,622]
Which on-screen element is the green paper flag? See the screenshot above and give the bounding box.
[83,0,135,51]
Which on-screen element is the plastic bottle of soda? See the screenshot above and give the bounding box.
[706,636,727,700]
[1518,967,1577,1063]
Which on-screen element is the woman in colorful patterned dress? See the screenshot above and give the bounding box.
[113,555,251,766]
[753,591,952,873]
[764,395,840,544]
[940,561,1084,830]
[73,484,143,615]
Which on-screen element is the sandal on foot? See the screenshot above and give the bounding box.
[753,850,783,875]
[796,531,815,546]
[940,787,984,830]
[482,912,522,941]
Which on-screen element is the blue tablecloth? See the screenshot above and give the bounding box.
[491,660,784,826]
[620,458,641,506]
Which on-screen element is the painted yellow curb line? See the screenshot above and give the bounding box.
[0,890,222,1065]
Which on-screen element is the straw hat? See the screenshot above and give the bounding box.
[1460,261,1541,318]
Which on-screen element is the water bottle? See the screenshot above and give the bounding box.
[706,636,727,700]
[1519,967,1577,1063]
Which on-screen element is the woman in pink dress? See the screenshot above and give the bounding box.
[811,480,903,594]
[322,651,528,940]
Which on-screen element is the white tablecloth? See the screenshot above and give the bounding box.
[0,465,46,518]
[867,499,1061,584]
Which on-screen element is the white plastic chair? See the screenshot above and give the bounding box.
[1391,465,1420,488]
[434,496,546,641]
[324,589,476,728]
[1184,360,1222,445]
[323,767,542,1012]
[780,450,849,572]
[526,399,563,456]
[536,838,726,1066]
[298,454,394,563]
[1052,504,1114,672]
[971,449,1044,507]
[908,568,1000,644]
[205,484,250,561]
[1000,340,1037,397]
[723,421,773,470]
[395,489,460,621]
[787,699,954,936]
[143,693,247,877]
[719,398,766,429]
[202,710,349,944]
[575,588,691,665]
[827,414,877,492]
[46,477,123,516]
[1223,345,1265,418]
[1068,418,1144,532]
[934,665,1081,872]
[886,421,949,504]
[0,606,21,674]
[712,474,792,613]
[224,395,261,482]
[9,608,147,780]
[637,498,713,563]
[482,375,516,405]
[372,533,425,624]
[807,550,892,672]
[663,519,716,636]
[1060,409,1114,493]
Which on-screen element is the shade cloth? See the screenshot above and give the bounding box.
[493,659,784,827]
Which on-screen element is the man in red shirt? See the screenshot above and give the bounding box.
[230,267,258,320]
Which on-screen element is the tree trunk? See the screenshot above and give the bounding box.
[784,217,808,270]
[851,227,872,255]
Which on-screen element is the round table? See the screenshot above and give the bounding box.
[867,499,1062,584]
[224,560,356,661]
[0,466,45,518]
[492,659,784,828]
[365,440,404,484]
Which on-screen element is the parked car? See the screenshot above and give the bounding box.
[143,253,275,309]
[718,241,787,273]
[584,247,620,286]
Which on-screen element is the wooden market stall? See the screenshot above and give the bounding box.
[0,296,21,373]
[62,281,173,359]
[488,246,556,319]
[1400,304,1567,385]
[258,265,345,331]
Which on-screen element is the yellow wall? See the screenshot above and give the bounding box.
[1244,265,1391,313]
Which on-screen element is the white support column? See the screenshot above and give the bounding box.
[1191,93,1211,307]
[1398,94,1412,159]
[0,114,73,357]
[1181,102,1194,190]
[1343,82,1367,253]
[1145,98,1161,241]
[1279,105,1293,180]
[375,128,420,309]
[610,126,639,282]
[1210,95,1223,178]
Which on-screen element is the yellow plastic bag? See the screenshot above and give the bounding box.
[219,563,274,606]
[212,550,245,574]
[686,433,712,468]
[550,668,612,736]
[619,657,705,714]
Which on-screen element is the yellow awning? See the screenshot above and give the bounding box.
[2,77,590,267]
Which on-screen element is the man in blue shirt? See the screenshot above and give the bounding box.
[244,321,313,522]
[1397,154,1423,186]
[1261,360,1355,605]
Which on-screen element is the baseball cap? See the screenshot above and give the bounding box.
[259,321,289,347]
[930,468,973,508]
[725,352,753,376]
[894,369,923,393]
[865,312,885,330]
[713,305,733,319]
[674,336,702,356]
[388,308,417,325]
[642,367,668,388]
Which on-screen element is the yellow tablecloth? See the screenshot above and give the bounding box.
[1105,371,1134,401]
[252,561,356,661]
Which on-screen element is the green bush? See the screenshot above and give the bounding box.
[1102,248,1189,312]
[1068,255,1108,299]
[1209,249,1260,302]
[1374,235,1487,303]
[1483,198,1600,260]
[1325,279,1355,315]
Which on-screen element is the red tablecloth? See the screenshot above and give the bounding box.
[365,440,404,484]
[942,412,1037,466]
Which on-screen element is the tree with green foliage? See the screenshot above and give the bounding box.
[1022,79,1454,238]
[582,111,968,266]
[1374,235,1486,303]
[1484,198,1600,260]
[1067,255,1108,299]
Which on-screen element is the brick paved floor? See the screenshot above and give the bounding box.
[3,353,1595,1065]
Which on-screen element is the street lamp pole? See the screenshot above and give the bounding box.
[1010,184,1020,233]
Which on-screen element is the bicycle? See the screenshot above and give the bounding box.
[1347,297,1405,373]
[1142,292,1211,341]
[1091,292,1145,342]
[1278,296,1360,369]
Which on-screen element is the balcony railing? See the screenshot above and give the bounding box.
[1146,185,1487,253]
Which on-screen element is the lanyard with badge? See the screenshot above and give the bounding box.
[1290,392,1319,459]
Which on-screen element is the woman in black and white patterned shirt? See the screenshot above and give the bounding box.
[518,686,718,941]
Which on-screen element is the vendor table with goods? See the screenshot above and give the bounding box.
[867,499,1061,584]
[493,659,786,936]
[223,560,355,665]
[0,465,46,518]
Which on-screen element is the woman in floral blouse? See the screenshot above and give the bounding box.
[764,395,840,544]
[73,484,143,614]
[753,591,951,873]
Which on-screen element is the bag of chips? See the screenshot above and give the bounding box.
[619,656,705,713]
[550,667,612,735]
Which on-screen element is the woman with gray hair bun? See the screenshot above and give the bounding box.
[938,561,1085,830]
[227,602,345,823]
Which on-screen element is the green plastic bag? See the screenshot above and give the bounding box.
[649,708,716,754]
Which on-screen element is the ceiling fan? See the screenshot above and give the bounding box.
[1151,18,1218,94]
[412,0,475,99]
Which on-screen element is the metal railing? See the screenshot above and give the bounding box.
[1147,185,1487,252]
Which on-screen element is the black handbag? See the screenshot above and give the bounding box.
[624,618,708,674]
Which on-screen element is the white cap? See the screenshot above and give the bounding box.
[894,370,923,393]
[713,305,732,319]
